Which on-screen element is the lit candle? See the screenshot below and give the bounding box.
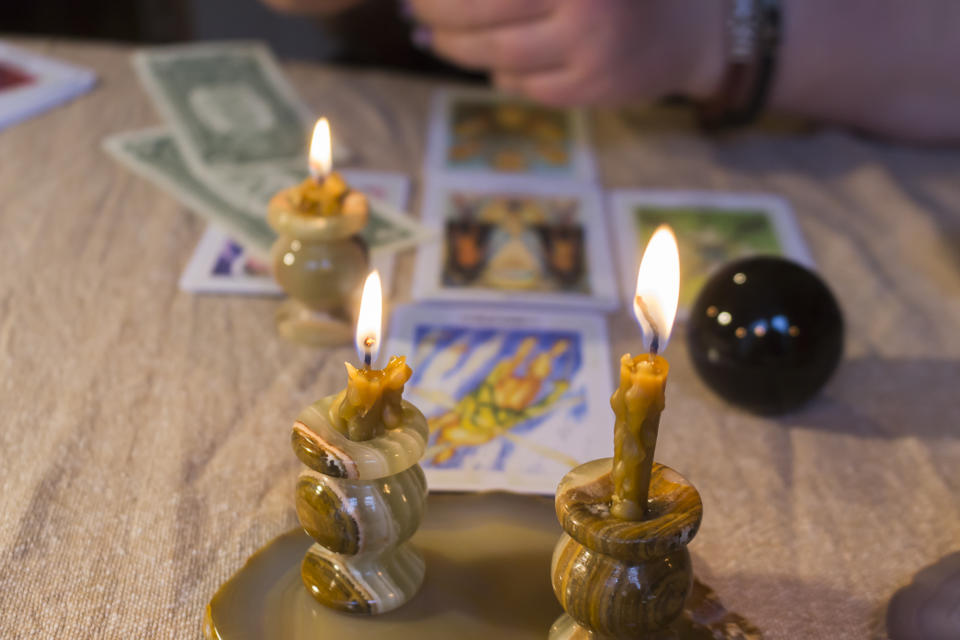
[611,225,680,521]
[266,117,371,347]
[329,270,412,441]
[308,116,332,181]
[291,117,365,218]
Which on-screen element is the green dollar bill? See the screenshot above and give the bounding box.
[103,129,432,259]
[133,42,311,169]
[132,42,358,219]
[104,128,275,256]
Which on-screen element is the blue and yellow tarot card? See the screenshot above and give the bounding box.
[385,304,613,494]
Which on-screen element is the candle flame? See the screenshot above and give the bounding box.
[356,270,382,366]
[634,225,680,354]
[308,117,332,180]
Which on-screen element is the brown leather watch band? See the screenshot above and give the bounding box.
[698,0,781,131]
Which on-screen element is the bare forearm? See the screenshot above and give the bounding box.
[770,0,960,142]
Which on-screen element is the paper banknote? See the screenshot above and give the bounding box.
[132,42,346,216]
[104,128,431,259]
[104,127,274,257]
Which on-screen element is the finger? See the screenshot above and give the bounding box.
[493,68,590,107]
[431,20,566,74]
[493,71,523,96]
[409,0,554,30]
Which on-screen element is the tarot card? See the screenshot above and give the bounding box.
[178,228,280,295]
[177,168,413,295]
[0,42,96,130]
[609,190,814,314]
[426,87,596,181]
[412,174,618,310]
[385,304,613,494]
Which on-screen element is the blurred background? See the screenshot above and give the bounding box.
[4,0,337,59]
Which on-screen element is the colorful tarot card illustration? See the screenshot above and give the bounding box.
[385,305,613,494]
[178,169,413,295]
[427,88,595,181]
[414,175,618,310]
[609,190,814,313]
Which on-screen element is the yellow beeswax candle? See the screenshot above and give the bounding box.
[610,353,669,520]
[291,172,363,217]
[610,224,679,521]
[327,270,411,441]
[289,117,366,217]
[329,356,412,441]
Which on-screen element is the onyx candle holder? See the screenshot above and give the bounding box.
[267,176,369,347]
[550,458,702,639]
[549,225,703,638]
[290,353,429,615]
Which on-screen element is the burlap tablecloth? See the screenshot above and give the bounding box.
[1,38,958,639]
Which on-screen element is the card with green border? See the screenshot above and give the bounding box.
[609,190,814,315]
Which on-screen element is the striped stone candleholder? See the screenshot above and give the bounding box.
[290,392,429,615]
[550,458,703,639]
[267,181,369,346]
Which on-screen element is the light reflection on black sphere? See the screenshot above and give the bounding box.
[686,257,844,414]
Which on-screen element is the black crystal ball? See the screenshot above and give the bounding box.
[686,256,844,414]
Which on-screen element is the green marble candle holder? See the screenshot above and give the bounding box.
[291,392,429,614]
[267,186,369,346]
[550,458,703,639]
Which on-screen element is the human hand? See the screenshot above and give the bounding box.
[409,0,724,106]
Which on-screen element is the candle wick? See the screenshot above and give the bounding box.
[635,295,661,356]
[362,335,375,369]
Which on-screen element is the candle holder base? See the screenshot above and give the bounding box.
[275,300,354,346]
[203,493,761,640]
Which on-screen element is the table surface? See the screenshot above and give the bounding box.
[2,38,959,640]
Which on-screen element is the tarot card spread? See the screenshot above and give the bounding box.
[413,175,618,310]
[386,305,613,494]
[610,190,814,313]
[177,169,415,295]
[427,88,596,181]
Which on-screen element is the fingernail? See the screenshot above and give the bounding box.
[412,26,432,49]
